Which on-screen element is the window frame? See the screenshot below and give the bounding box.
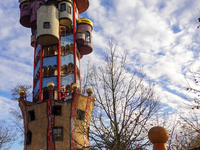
[60,3,66,12]
[85,31,91,43]
[43,22,51,29]
[53,127,63,141]
[67,6,71,14]
[23,4,28,10]
[28,110,35,122]
[52,105,62,116]
[76,109,85,121]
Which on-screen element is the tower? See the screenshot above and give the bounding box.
[18,0,95,149]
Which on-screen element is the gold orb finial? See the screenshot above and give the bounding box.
[87,88,93,95]
[93,97,96,101]
[72,83,79,90]
[47,82,55,89]
[19,90,25,96]
[148,126,169,144]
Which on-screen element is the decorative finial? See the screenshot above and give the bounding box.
[19,90,25,96]
[148,126,169,144]
[47,82,55,89]
[72,83,79,90]
[87,88,93,96]
[93,97,96,101]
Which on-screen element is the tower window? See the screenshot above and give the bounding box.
[76,109,85,121]
[85,32,90,43]
[60,3,66,12]
[53,127,63,141]
[52,105,62,116]
[26,130,32,145]
[67,6,71,14]
[23,5,28,10]
[28,110,35,122]
[43,88,49,100]
[43,22,50,29]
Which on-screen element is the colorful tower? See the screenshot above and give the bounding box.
[18,0,95,149]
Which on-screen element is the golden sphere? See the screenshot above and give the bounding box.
[72,83,79,90]
[47,82,55,89]
[148,126,169,144]
[19,90,25,96]
[93,97,96,101]
[87,88,93,95]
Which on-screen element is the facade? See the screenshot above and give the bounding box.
[18,0,95,149]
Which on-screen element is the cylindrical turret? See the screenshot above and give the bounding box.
[36,5,59,46]
[58,0,72,27]
[19,0,31,28]
[30,0,44,29]
[76,18,93,55]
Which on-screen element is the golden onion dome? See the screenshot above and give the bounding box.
[87,88,93,95]
[47,82,55,89]
[19,90,25,96]
[77,18,93,28]
[148,126,169,144]
[72,83,79,90]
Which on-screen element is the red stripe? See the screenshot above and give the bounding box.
[73,0,77,84]
[39,46,43,102]
[57,25,61,101]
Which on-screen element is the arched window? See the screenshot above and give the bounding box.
[61,65,67,76]
[53,45,58,55]
[43,66,47,77]
[65,44,69,55]
[53,65,58,76]
[61,46,65,56]
[48,46,54,56]
[43,47,48,57]
[67,63,74,73]
[43,88,49,100]
[47,66,53,77]
[26,130,32,145]
[69,43,74,53]
[85,31,90,43]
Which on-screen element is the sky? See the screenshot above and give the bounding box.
[0,0,200,149]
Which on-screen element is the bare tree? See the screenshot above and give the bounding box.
[0,120,16,150]
[11,83,32,101]
[82,39,160,150]
[10,83,32,145]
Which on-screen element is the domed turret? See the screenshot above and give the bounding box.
[75,0,89,14]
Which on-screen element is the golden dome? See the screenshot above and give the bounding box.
[72,83,79,90]
[19,90,25,96]
[47,82,55,89]
[77,18,93,28]
[148,126,169,144]
[87,88,93,95]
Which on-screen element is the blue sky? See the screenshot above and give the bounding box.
[1,0,200,149]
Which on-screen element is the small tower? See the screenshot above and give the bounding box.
[18,0,95,149]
